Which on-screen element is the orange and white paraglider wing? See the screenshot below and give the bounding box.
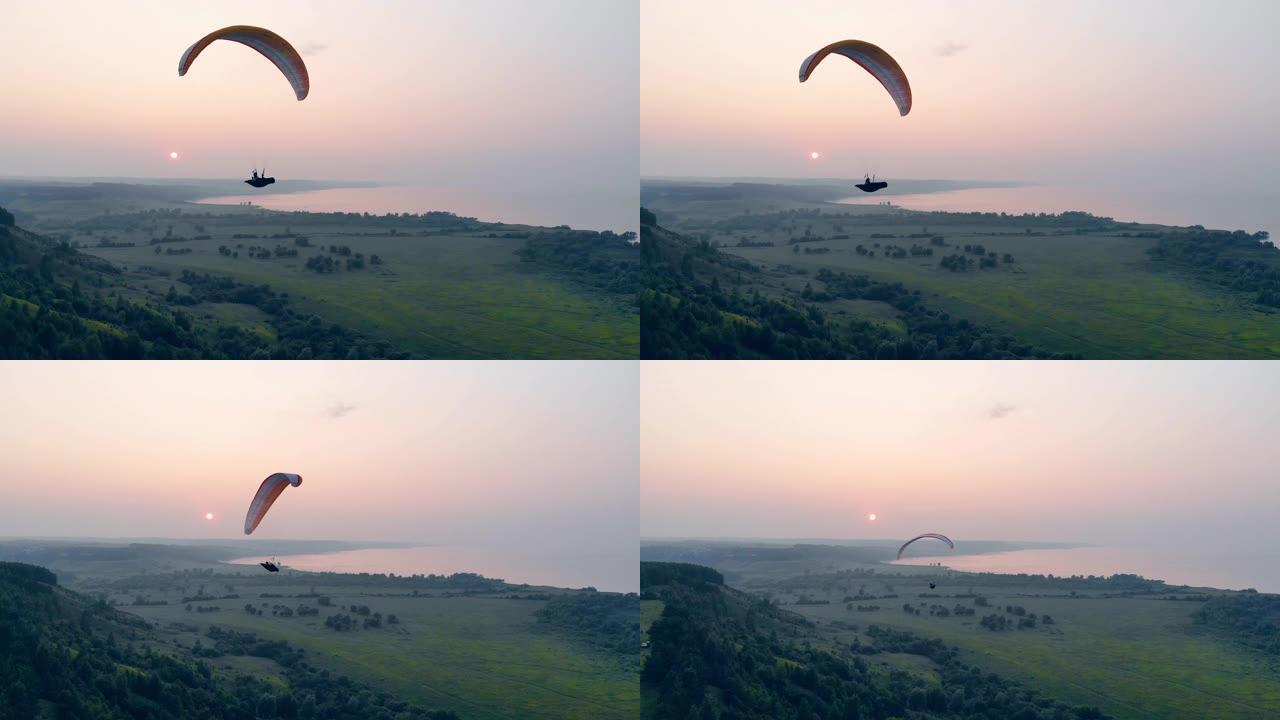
[799,39,911,116]
[179,25,310,101]
[896,533,954,560]
[244,472,303,535]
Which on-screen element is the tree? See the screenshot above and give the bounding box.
[257,693,276,718]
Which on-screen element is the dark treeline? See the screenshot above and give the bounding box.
[770,569,1177,599]
[641,561,1111,720]
[641,215,852,359]
[1192,592,1280,656]
[1145,228,1279,306]
[640,209,1077,360]
[688,205,1122,238]
[172,271,403,359]
[515,228,640,298]
[640,562,724,589]
[0,561,459,720]
[0,216,177,359]
[804,268,1065,359]
[314,604,396,630]
[535,592,641,656]
[60,206,485,236]
[0,182,197,208]
[109,568,509,595]
[641,182,850,207]
[641,544,890,580]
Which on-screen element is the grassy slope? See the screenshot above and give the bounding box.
[639,600,663,720]
[82,223,636,359]
[16,540,640,720]
[766,571,1280,719]
[647,187,1280,359]
[722,227,1279,359]
[128,578,638,720]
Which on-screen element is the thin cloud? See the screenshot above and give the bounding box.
[988,402,1016,419]
[327,401,356,419]
[936,41,967,57]
[301,42,328,57]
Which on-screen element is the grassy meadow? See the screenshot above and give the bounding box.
[129,581,637,720]
[791,574,1280,719]
[642,180,1280,359]
[2,181,638,359]
[641,541,1280,720]
[1,540,638,720]
[79,214,637,359]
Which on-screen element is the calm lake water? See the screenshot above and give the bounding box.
[840,185,1278,238]
[231,546,637,593]
[896,546,1280,593]
[198,185,635,234]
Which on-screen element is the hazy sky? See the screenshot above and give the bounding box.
[642,0,1280,190]
[642,362,1280,551]
[0,0,636,194]
[0,362,637,555]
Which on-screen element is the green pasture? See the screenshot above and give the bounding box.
[130,578,638,720]
[781,572,1280,720]
[717,217,1280,359]
[65,212,636,359]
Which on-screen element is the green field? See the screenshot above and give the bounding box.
[132,587,636,720]
[643,180,1280,358]
[5,540,638,720]
[796,578,1280,719]
[723,226,1279,359]
[3,181,638,359]
[81,217,636,359]
[645,541,1280,720]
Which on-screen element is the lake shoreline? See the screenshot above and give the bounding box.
[834,183,1277,237]
[227,545,638,594]
[196,184,637,234]
[894,545,1280,594]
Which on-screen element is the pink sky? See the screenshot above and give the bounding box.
[642,0,1280,191]
[0,362,637,554]
[641,362,1280,551]
[0,0,636,194]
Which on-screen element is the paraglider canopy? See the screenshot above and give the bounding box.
[799,39,912,116]
[178,25,310,101]
[897,533,955,560]
[259,561,280,573]
[244,472,303,534]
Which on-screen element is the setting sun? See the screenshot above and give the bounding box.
[809,151,819,160]
[169,151,178,160]
[868,513,877,521]
[204,512,214,520]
